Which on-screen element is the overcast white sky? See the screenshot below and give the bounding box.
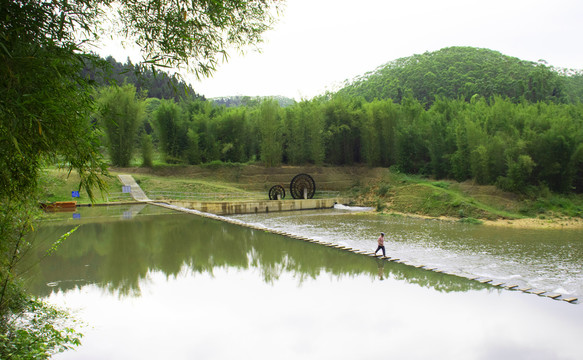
[97,0,583,100]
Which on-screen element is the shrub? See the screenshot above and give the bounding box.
[377,184,390,196]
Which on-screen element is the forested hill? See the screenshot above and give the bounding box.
[82,56,205,102]
[335,47,583,105]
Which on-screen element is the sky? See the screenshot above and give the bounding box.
[96,0,583,100]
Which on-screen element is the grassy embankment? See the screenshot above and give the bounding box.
[39,164,583,228]
[38,166,260,203]
[350,170,583,228]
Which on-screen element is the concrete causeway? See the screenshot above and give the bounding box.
[166,198,343,215]
[117,175,151,202]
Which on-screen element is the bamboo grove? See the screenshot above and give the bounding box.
[96,86,583,194]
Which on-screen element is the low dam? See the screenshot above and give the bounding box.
[117,173,346,215]
[164,198,346,215]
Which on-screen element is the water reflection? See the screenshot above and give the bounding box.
[25,208,489,298]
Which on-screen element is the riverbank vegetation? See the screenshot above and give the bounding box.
[352,170,583,227]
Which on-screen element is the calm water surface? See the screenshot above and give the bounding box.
[23,205,583,359]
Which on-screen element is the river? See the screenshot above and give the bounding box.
[21,204,583,359]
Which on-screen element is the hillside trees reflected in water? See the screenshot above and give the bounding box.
[23,210,489,298]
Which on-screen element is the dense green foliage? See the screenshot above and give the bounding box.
[116,0,278,77]
[259,100,283,166]
[134,95,583,195]
[96,84,145,167]
[0,296,82,359]
[153,100,186,163]
[0,1,108,201]
[336,47,583,105]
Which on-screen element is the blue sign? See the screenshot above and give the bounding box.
[73,213,81,219]
[72,191,80,198]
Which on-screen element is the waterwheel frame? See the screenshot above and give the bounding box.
[289,173,316,199]
[268,184,286,200]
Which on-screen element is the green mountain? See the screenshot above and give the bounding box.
[335,47,583,105]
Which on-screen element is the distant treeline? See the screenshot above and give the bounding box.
[210,95,296,108]
[335,47,583,105]
[95,83,583,194]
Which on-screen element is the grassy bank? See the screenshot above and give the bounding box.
[38,167,261,203]
[39,165,583,227]
[351,170,583,227]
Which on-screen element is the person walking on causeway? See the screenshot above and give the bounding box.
[375,232,386,257]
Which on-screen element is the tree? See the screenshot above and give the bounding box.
[295,99,325,165]
[322,97,361,165]
[140,133,154,167]
[117,0,279,77]
[185,128,201,165]
[283,107,306,165]
[1,0,280,356]
[259,99,282,167]
[362,99,399,167]
[394,97,428,174]
[97,84,145,167]
[154,100,186,163]
[570,143,583,193]
[507,155,536,192]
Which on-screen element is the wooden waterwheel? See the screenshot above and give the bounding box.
[290,173,315,199]
[268,184,286,200]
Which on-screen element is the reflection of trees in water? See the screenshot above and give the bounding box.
[24,215,489,297]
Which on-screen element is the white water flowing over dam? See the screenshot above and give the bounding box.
[226,205,582,302]
[332,204,374,211]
